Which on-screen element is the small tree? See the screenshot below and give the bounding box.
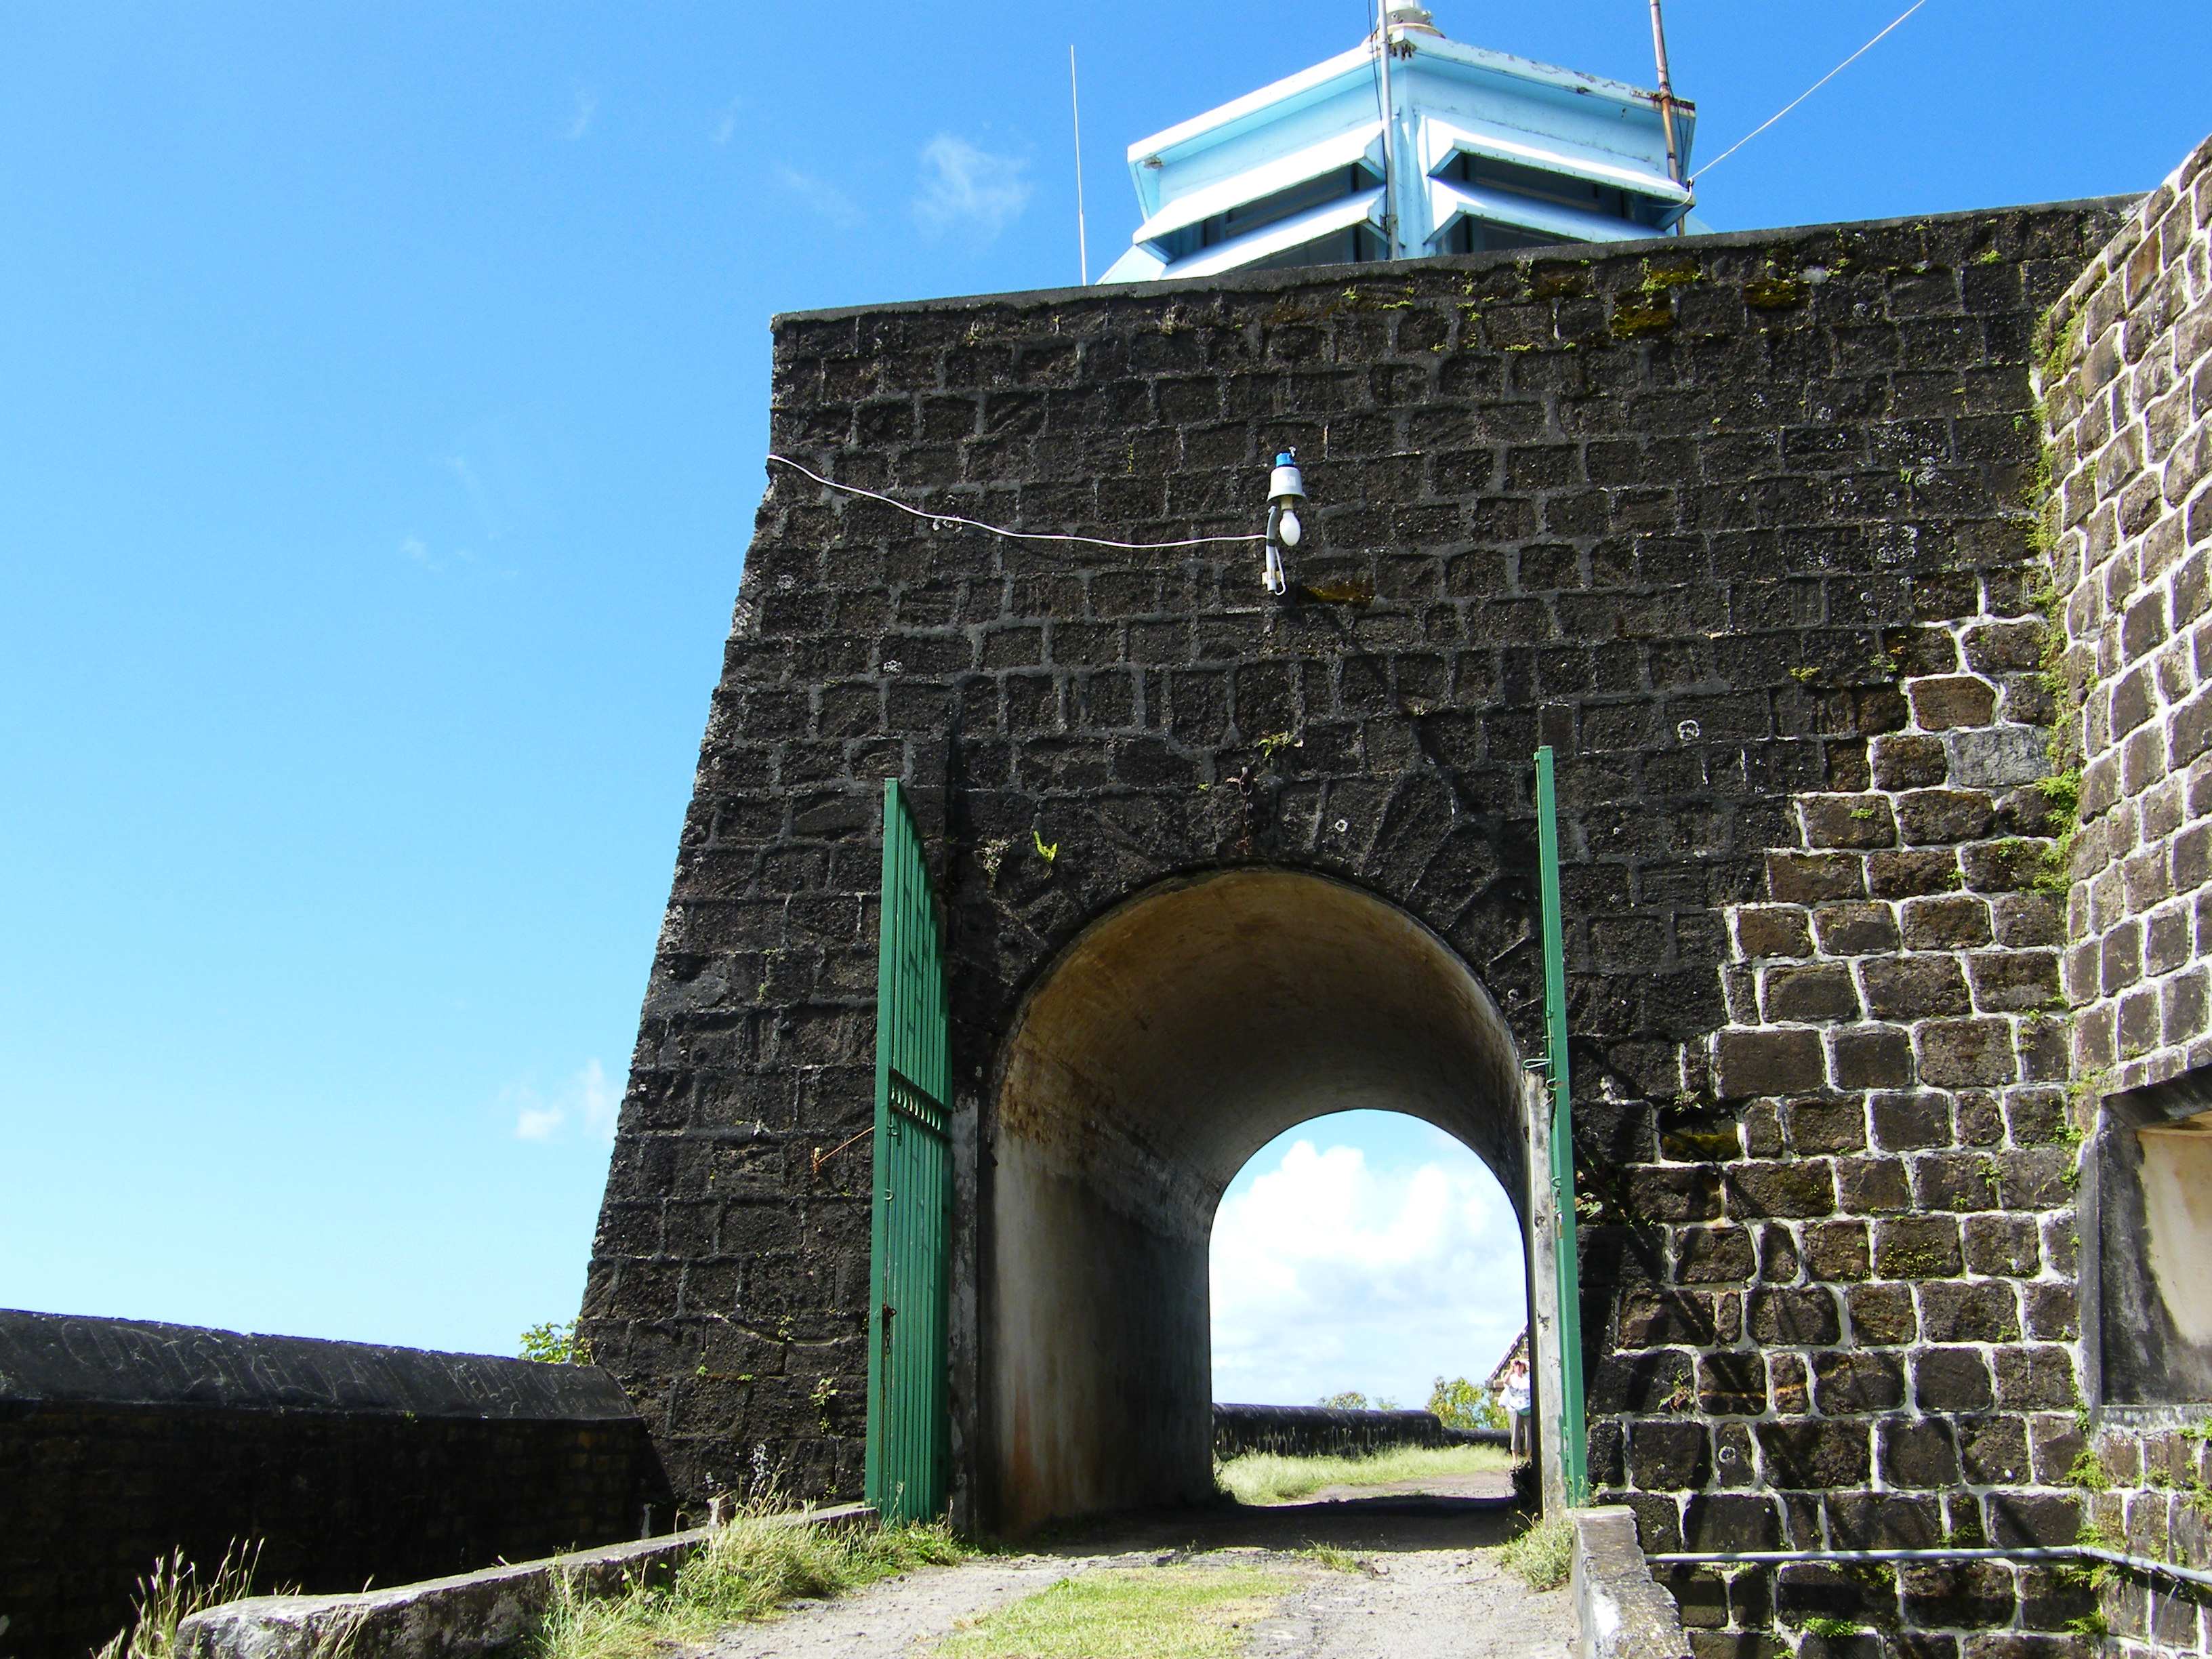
[1429,1374,1507,1433]
[1316,1390,1369,1410]
[520,1319,590,1365]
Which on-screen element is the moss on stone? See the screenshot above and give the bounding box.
[1744,275,1809,310]
[1610,298,1675,338]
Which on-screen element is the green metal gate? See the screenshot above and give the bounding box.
[1535,745,1590,1507]
[865,779,952,1523]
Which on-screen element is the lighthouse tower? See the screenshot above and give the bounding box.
[1101,2,1698,283]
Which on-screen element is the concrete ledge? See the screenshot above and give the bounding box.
[172,1505,874,1659]
[1572,1507,1689,1659]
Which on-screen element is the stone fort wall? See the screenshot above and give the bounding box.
[577,180,2212,1651]
[2041,134,2212,1658]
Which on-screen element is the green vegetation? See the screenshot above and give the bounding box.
[520,1319,589,1365]
[1031,828,1059,864]
[1496,1514,1574,1592]
[1214,1443,1509,1506]
[1429,1374,1507,1433]
[95,1542,290,1659]
[530,1506,966,1659]
[2065,1448,2113,1492]
[1798,1614,1866,1639]
[935,1566,1291,1659]
[1296,1544,1368,1574]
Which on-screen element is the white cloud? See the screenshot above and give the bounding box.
[912,134,1032,241]
[1210,1139,1526,1409]
[567,89,598,141]
[711,97,745,146]
[508,1059,621,1144]
[775,164,862,230]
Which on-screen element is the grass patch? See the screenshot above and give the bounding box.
[935,1566,1291,1659]
[532,1505,967,1659]
[1296,1544,1368,1573]
[1214,1443,1509,1505]
[96,1542,291,1659]
[1496,1515,1574,1593]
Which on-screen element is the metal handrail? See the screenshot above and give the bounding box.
[1646,1544,2212,1595]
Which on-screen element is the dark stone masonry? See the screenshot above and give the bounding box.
[571,130,2212,1656]
[0,1311,669,1659]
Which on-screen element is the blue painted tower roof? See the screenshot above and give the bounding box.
[1101,3,1698,283]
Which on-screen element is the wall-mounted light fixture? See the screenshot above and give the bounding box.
[1263,449,1305,595]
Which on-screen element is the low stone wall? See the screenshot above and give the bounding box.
[1573,1507,1691,1659]
[0,1311,671,1659]
[1210,1402,1504,1460]
[171,1506,874,1659]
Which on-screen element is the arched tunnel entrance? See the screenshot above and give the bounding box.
[978,867,1549,1533]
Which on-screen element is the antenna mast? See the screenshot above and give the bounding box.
[1070,45,1089,285]
[1374,0,1397,256]
[1647,0,1687,230]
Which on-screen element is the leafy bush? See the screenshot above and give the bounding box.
[1428,1374,1507,1433]
[520,1319,590,1365]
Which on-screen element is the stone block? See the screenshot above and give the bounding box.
[1913,1347,1995,1410]
[1945,724,2051,789]
[1870,733,1950,789]
[1917,1017,2020,1086]
[1801,1219,1871,1281]
[1675,1225,1757,1284]
[1713,1029,1826,1099]
[1910,675,1997,729]
[1762,964,1860,1022]
[1810,901,1900,955]
[1881,1418,1961,1488]
[1896,788,1996,844]
[1734,904,1813,958]
[1830,1027,1914,1089]
[1748,1287,1843,1346]
[1899,895,1994,949]
[1860,955,1972,1019]
[1873,1215,1964,1279]
[1919,1280,2022,1343]
[1724,1160,1837,1218]
[1757,1420,1871,1487]
[1870,1090,1953,1150]
[1811,1349,1906,1413]
[1767,852,1868,903]
[1800,795,1898,848]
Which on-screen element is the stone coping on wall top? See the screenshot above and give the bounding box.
[0,1308,638,1420]
[172,1507,876,1659]
[1571,1506,1692,1659]
[774,193,2142,328]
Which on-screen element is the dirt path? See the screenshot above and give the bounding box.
[693,1496,1572,1659]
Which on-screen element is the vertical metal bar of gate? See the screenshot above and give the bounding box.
[865,779,951,1523]
[1535,746,1589,1507]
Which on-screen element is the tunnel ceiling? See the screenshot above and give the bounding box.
[996,869,1529,1231]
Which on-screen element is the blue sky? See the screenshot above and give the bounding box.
[3,1,2205,1369]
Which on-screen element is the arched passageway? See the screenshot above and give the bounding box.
[981,868,1536,1532]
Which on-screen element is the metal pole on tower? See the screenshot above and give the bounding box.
[1070,45,1089,284]
[1647,0,1688,234]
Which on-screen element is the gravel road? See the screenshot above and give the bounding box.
[693,1495,1572,1659]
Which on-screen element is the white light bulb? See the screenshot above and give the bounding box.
[1277,507,1302,548]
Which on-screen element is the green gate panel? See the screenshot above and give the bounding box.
[1536,745,1589,1507]
[865,779,952,1523]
